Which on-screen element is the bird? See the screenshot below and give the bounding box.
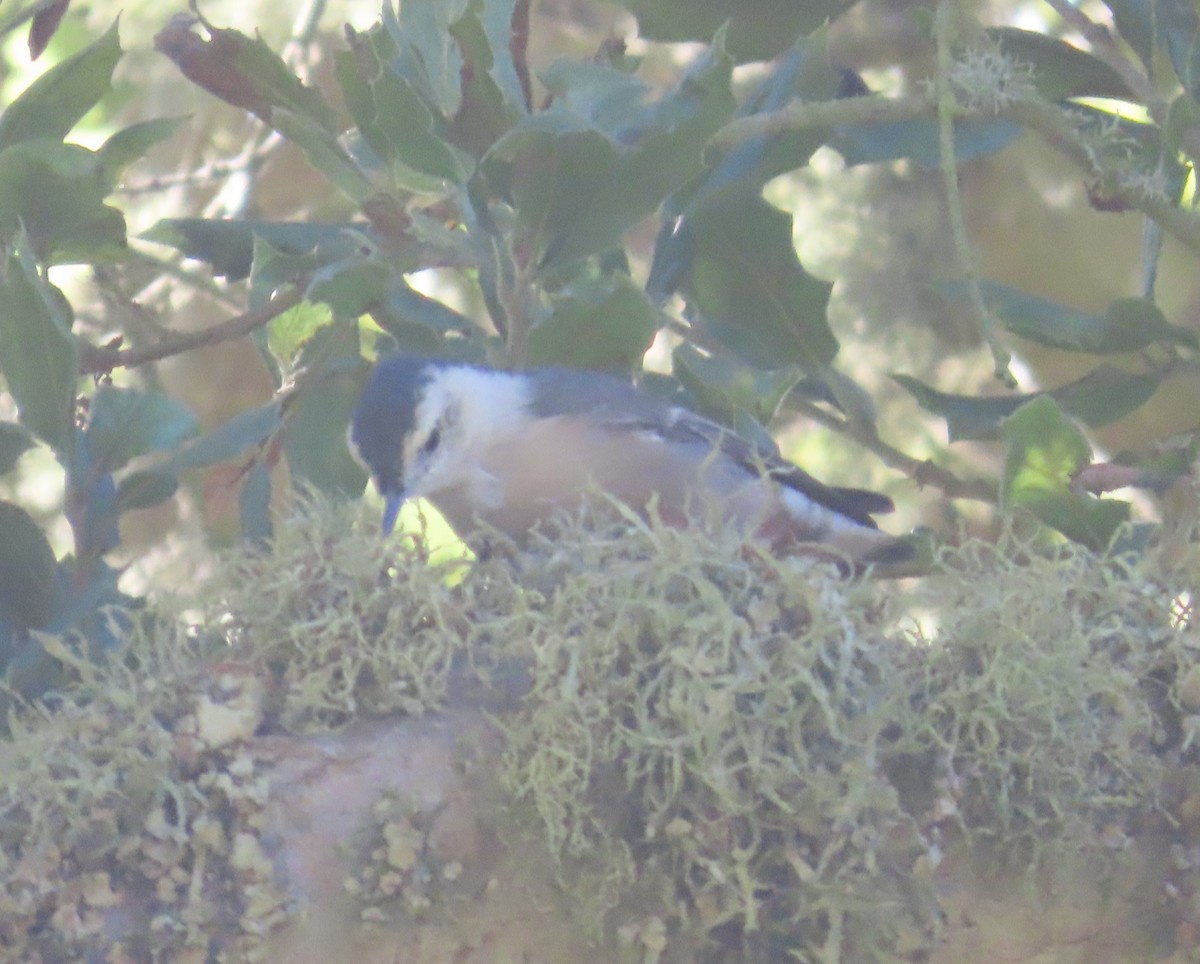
[348,355,910,566]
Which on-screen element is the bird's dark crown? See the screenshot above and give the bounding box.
[349,355,444,489]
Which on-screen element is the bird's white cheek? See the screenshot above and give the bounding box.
[409,453,504,511]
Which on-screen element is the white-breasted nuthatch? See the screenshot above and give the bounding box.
[348,355,910,565]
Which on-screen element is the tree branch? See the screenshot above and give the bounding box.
[707,94,933,151]
[706,89,1200,262]
[1042,0,1200,170]
[788,396,998,504]
[935,2,1014,387]
[79,286,305,376]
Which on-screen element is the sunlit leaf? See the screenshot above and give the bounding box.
[0,20,120,150]
[266,301,335,370]
[1000,396,1130,550]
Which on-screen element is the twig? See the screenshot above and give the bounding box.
[1043,0,1200,170]
[663,318,995,502]
[707,94,933,151]
[117,142,282,195]
[79,285,305,375]
[788,396,997,503]
[706,89,1200,262]
[935,2,1014,387]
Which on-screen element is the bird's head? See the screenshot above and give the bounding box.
[348,356,529,533]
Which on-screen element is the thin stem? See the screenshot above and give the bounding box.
[706,88,1200,262]
[935,2,1014,387]
[789,396,997,503]
[79,286,305,375]
[707,94,933,151]
[1043,0,1200,170]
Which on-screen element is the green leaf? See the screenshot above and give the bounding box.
[367,280,476,354]
[0,421,36,475]
[336,32,471,185]
[1102,0,1155,67]
[672,342,799,429]
[447,2,525,155]
[239,460,273,545]
[96,116,188,191]
[383,0,470,116]
[305,255,392,318]
[681,197,836,370]
[988,27,1133,100]
[695,32,842,200]
[831,117,1021,168]
[165,401,283,471]
[487,34,734,268]
[1158,0,1200,102]
[894,365,1160,442]
[115,469,179,513]
[1000,396,1130,550]
[615,0,846,62]
[84,386,199,475]
[527,274,659,369]
[143,218,364,280]
[0,249,77,454]
[155,19,340,132]
[959,281,1197,353]
[473,0,529,116]
[266,301,335,370]
[0,499,59,629]
[0,20,121,150]
[270,107,374,203]
[285,369,368,498]
[1054,365,1161,425]
[0,140,127,263]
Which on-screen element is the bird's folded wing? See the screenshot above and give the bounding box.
[593,405,893,529]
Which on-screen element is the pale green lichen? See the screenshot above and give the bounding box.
[0,501,1195,962]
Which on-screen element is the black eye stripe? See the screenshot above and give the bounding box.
[420,426,441,456]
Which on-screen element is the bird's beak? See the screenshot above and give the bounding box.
[381,491,405,535]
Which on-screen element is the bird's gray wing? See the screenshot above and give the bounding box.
[526,367,893,527]
[595,401,892,529]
